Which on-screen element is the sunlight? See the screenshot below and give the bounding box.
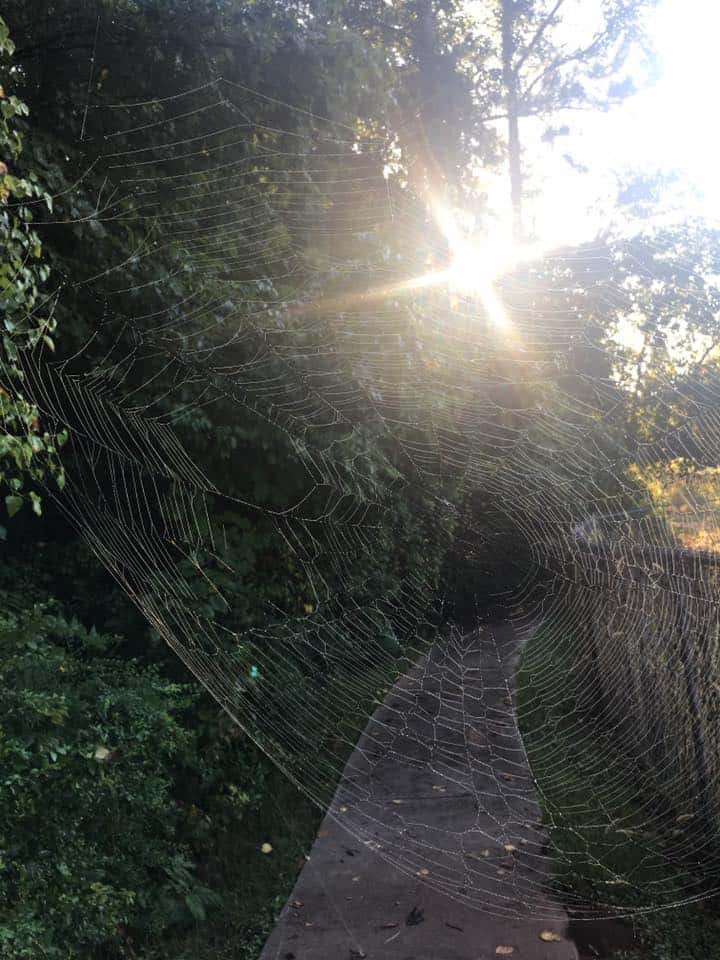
[432,201,513,327]
[650,0,720,209]
[431,200,550,329]
[445,239,510,328]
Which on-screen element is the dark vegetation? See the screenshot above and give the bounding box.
[0,4,462,955]
[517,622,720,960]
[2,2,720,958]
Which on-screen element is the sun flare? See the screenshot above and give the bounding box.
[430,201,548,330]
[445,240,510,328]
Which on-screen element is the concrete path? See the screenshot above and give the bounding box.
[260,615,578,960]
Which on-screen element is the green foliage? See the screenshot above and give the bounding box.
[616,899,720,960]
[0,0,458,647]
[1,5,686,960]
[516,623,673,902]
[147,737,321,960]
[0,4,715,960]
[518,622,720,960]
[0,591,220,960]
[0,15,66,520]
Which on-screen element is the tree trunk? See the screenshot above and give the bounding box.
[416,0,448,199]
[501,0,523,242]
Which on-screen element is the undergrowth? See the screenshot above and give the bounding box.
[516,621,720,959]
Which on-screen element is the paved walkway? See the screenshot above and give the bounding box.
[260,615,578,960]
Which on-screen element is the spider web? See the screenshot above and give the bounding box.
[16,76,720,921]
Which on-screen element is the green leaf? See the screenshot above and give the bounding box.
[185,893,206,921]
[5,493,22,517]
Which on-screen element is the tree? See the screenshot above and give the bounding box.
[0,0,459,794]
[493,0,655,239]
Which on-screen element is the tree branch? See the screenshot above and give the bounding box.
[513,0,567,75]
[692,337,720,374]
[520,25,615,102]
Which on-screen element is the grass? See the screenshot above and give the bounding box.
[615,902,720,960]
[515,621,720,959]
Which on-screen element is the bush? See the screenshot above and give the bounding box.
[0,592,219,959]
[0,16,67,522]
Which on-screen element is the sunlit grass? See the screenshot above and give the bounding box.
[629,459,720,553]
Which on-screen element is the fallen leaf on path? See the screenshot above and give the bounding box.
[495,947,514,956]
[406,906,425,926]
[539,931,562,942]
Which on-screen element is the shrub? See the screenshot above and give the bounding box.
[0,592,218,959]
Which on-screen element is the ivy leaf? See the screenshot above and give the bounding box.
[5,493,22,517]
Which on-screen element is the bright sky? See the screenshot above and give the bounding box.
[429,0,720,345]
[484,0,720,249]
